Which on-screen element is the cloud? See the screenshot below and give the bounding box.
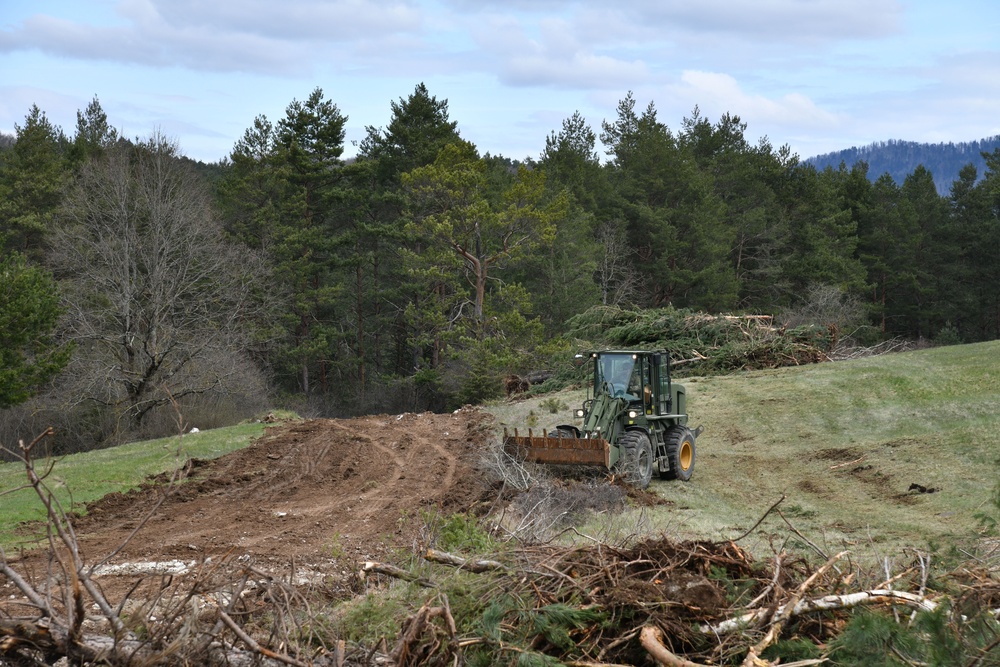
[442,0,903,41]
[0,0,425,75]
[622,0,903,41]
[145,0,422,41]
[673,70,841,127]
[468,14,648,89]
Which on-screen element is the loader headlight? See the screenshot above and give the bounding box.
[628,410,638,419]
[575,408,585,418]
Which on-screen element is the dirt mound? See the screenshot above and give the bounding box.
[72,409,496,573]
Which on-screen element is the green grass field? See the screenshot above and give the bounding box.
[488,340,1000,561]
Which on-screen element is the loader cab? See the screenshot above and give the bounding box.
[591,351,675,417]
[594,353,639,401]
[591,350,670,415]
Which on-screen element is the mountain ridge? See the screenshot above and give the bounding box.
[805,135,1000,194]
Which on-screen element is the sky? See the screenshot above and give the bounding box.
[1,0,998,165]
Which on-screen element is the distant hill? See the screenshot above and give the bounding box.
[805,136,1000,194]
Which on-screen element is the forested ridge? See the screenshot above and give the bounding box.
[807,136,1000,195]
[2,86,999,451]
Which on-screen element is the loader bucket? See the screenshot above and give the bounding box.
[503,428,611,467]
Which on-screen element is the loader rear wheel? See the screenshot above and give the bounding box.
[662,426,696,481]
[617,431,653,489]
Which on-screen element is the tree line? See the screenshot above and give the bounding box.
[2,85,999,451]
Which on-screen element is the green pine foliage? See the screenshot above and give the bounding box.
[829,606,1000,667]
[0,252,72,408]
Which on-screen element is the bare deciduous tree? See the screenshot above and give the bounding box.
[595,219,639,306]
[51,133,270,436]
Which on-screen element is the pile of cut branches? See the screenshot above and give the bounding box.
[563,305,839,375]
[354,537,999,667]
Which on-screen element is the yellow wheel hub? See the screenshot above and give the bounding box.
[679,440,693,470]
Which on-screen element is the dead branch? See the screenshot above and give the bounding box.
[727,495,786,543]
[705,588,938,636]
[0,559,51,615]
[640,625,711,667]
[778,509,830,561]
[746,552,784,609]
[218,609,311,667]
[360,561,436,587]
[669,356,706,368]
[425,548,508,572]
[741,551,848,666]
[389,601,455,666]
[828,456,865,470]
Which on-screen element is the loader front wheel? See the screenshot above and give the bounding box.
[618,431,653,489]
[662,426,696,481]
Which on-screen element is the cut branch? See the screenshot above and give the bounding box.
[424,548,508,573]
[704,588,938,636]
[640,626,711,667]
[360,561,436,587]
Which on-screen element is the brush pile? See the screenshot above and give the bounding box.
[351,535,1000,667]
[563,305,838,375]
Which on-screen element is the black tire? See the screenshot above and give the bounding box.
[547,427,577,439]
[662,426,696,481]
[617,430,653,489]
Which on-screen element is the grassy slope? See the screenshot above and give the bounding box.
[488,340,1000,560]
[0,422,266,546]
[2,342,996,561]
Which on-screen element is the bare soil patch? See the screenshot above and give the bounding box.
[49,409,495,583]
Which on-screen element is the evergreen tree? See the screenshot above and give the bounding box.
[355,83,462,382]
[965,149,1000,339]
[946,163,992,340]
[219,90,349,399]
[527,111,604,326]
[403,140,566,333]
[0,252,72,408]
[679,107,793,309]
[779,165,866,301]
[601,95,736,310]
[270,88,349,397]
[0,105,67,256]
[359,83,460,181]
[858,174,921,335]
[70,96,119,164]
[902,165,951,337]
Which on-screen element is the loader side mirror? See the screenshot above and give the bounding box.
[571,353,588,368]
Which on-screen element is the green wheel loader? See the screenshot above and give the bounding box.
[504,350,702,489]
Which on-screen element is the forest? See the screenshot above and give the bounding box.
[2,84,999,452]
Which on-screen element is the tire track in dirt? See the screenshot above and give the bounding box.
[325,416,459,526]
[59,409,494,575]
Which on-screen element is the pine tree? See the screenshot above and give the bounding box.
[601,95,736,310]
[0,105,67,256]
[0,252,71,408]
